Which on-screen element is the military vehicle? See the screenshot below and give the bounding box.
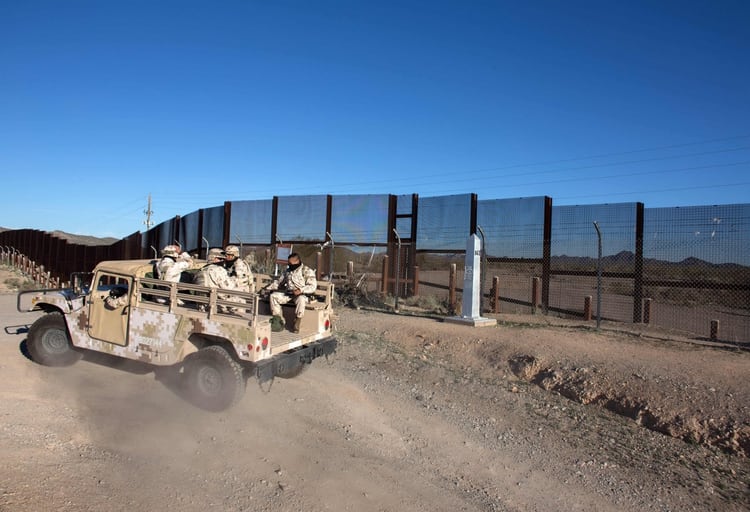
[17,259,337,411]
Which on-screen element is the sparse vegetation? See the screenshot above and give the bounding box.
[0,265,37,291]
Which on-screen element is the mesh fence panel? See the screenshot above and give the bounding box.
[331,195,389,244]
[552,203,638,263]
[478,197,547,314]
[277,195,327,242]
[157,219,176,254]
[549,203,638,319]
[478,197,546,258]
[417,194,472,250]
[201,206,225,249]
[229,199,273,244]
[643,204,750,343]
[180,210,200,253]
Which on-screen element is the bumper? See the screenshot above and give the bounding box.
[255,336,337,384]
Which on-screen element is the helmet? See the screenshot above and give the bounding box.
[207,248,225,260]
[161,245,179,257]
[224,245,240,257]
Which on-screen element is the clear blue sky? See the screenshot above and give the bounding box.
[2,0,749,239]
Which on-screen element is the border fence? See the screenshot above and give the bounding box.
[2,194,748,344]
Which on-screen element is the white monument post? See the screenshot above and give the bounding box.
[446,233,497,327]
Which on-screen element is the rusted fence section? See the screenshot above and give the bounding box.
[0,229,142,286]
[1,246,61,288]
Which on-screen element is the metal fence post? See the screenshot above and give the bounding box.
[381,255,389,294]
[492,276,500,313]
[449,263,457,311]
[593,221,602,329]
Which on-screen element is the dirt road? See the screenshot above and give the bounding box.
[1,290,748,511]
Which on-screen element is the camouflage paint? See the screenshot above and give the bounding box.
[22,259,334,369]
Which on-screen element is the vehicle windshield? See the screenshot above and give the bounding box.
[71,272,94,295]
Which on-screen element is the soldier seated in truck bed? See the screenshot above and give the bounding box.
[263,252,317,333]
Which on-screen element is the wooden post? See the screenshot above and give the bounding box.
[492,276,500,313]
[643,298,652,324]
[449,263,457,310]
[584,295,592,321]
[412,265,419,296]
[531,277,541,314]
[710,320,719,342]
[381,255,389,294]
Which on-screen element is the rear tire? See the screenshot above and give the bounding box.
[27,312,82,367]
[184,345,246,411]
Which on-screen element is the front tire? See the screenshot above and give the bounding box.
[27,312,82,367]
[184,345,246,411]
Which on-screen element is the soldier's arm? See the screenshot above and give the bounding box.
[266,277,280,291]
[300,268,318,294]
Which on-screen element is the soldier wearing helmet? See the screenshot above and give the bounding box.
[224,245,254,293]
[194,248,231,287]
[156,244,192,283]
[195,248,240,313]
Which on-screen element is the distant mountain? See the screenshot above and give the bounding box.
[0,227,113,245]
[547,251,747,269]
[50,230,119,247]
[678,257,710,266]
[1,227,117,246]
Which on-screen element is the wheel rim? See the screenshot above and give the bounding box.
[196,366,223,396]
[41,328,69,354]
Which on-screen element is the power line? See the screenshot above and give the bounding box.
[93,134,750,236]
[554,181,750,203]
[130,134,750,201]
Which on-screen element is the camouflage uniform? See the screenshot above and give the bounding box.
[105,286,129,309]
[267,262,317,319]
[194,261,233,289]
[156,256,191,283]
[156,245,192,283]
[195,249,239,312]
[224,245,254,293]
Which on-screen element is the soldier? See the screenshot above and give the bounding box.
[195,248,237,312]
[265,252,317,333]
[194,248,233,289]
[224,245,254,293]
[156,244,192,283]
[104,285,129,309]
[155,245,192,305]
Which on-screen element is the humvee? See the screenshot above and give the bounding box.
[17,259,337,411]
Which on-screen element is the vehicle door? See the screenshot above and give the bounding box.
[88,272,132,346]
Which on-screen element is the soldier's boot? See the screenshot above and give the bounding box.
[271,315,285,332]
[292,317,302,334]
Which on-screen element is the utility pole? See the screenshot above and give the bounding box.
[143,193,154,230]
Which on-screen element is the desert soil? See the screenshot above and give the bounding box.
[0,267,748,512]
